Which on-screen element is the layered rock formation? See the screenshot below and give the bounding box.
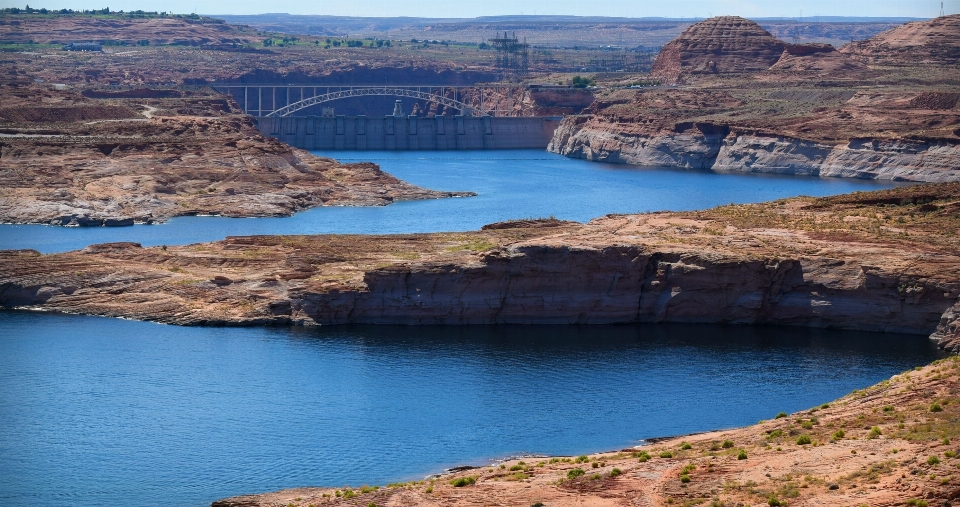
[767,43,870,77]
[552,16,960,182]
[2,183,959,345]
[651,16,786,83]
[840,14,960,65]
[550,118,960,182]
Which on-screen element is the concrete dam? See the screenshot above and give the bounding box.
[255,115,563,150]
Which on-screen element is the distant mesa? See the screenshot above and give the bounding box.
[839,14,960,65]
[651,16,786,83]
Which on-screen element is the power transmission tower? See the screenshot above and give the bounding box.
[489,32,530,74]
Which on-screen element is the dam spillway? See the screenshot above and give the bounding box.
[254,115,563,150]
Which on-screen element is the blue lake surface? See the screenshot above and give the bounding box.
[0,311,942,507]
[0,150,902,254]
[0,151,925,507]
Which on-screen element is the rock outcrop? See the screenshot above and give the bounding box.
[555,15,960,181]
[840,14,960,65]
[2,184,959,347]
[767,42,870,76]
[651,16,786,83]
[550,118,960,182]
[0,87,473,226]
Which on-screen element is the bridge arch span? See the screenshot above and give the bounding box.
[265,87,487,117]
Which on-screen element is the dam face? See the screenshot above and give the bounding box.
[255,115,563,150]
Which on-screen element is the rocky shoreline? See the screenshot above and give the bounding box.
[549,120,960,183]
[2,184,959,348]
[0,87,474,227]
[212,356,960,507]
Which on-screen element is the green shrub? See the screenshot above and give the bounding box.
[737,450,748,460]
[510,464,525,471]
[680,442,692,450]
[571,75,595,88]
[931,403,943,412]
[425,486,433,494]
[367,503,377,507]
[801,421,814,430]
[575,455,589,463]
[680,474,691,483]
[906,500,929,507]
[722,440,735,449]
[869,426,882,439]
[610,468,622,477]
[767,495,782,506]
[636,451,651,462]
[591,462,599,469]
[945,450,957,458]
[660,451,673,458]
[796,435,812,445]
[531,503,545,507]
[820,403,830,409]
[681,464,696,475]
[833,429,845,440]
[567,468,585,479]
[775,412,788,419]
[883,405,894,412]
[589,473,601,480]
[450,476,476,487]
[928,455,941,466]
[768,430,783,438]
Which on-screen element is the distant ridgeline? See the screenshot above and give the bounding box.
[0,7,224,23]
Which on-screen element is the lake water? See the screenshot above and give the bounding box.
[0,151,925,507]
[0,150,902,254]
[0,311,942,507]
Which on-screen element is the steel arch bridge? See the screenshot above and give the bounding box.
[265,87,485,117]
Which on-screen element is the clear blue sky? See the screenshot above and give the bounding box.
[12,0,957,18]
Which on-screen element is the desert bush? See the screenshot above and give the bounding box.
[450,476,476,487]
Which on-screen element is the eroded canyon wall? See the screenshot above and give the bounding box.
[548,119,960,183]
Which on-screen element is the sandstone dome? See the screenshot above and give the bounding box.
[651,16,786,82]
